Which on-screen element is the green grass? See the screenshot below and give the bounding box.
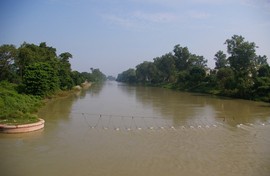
[0,81,42,125]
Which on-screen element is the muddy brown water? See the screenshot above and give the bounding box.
[1,81,270,176]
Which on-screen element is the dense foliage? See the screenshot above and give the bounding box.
[0,42,106,123]
[117,35,270,102]
[0,42,106,96]
[0,81,42,124]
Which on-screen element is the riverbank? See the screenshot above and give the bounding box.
[0,81,92,128]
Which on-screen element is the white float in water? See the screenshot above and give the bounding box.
[190,126,194,129]
[237,124,243,128]
[198,125,202,128]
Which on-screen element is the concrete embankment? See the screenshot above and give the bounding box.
[0,119,45,133]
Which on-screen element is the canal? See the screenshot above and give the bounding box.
[1,81,270,176]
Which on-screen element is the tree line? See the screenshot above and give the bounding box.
[117,35,270,102]
[0,42,106,96]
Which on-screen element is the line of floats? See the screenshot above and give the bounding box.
[78,113,270,131]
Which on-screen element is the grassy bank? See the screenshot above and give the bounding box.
[0,81,42,125]
[0,81,92,125]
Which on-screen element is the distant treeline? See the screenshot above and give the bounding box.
[117,35,270,102]
[0,42,106,96]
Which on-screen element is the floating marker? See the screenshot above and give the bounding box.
[262,123,265,126]
[160,126,164,130]
[149,127,154,130]
[115,128,120,131]
[237,124,242,128]
[190,126,194,129]
[137,127,142,130]
[198,125,202,128]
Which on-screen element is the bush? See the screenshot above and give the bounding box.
[0,81,42,123]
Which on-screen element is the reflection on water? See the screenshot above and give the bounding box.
[0,81,270,176]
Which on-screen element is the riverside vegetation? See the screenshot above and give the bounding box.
[117,35,270,102]
[0,42,106,125]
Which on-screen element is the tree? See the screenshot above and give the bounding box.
[173,44,207,71]
[17,42,58,80]
[216,67,235,90]
[258,65,270,77]
[153,53,176,82]
[225,35,256,74]
[214,50,227,69]
[0,45,18,82]
[58,52,74,89]
[23,62,59,96]
[91,68,106,82]
[189,66,206,86]
[117,69,137,83]
[225,35,257,98]
[173,45,191,71]
[136,61,159,84]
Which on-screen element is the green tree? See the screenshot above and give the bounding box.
[91,68,106,82]
[173,45,190,71]
[23,62,59,96]
[0,44,18,82]
[214,50,227,69]
[136,61,159,84]
[173,45,207,71]
[117,69,137,83]
[225,35,257,98]
[258,65,270,77]
[58,52,74,89]
[216,67,235,90]
[189,66,206,86]
[17,42,58,80]
[225,35,256,74]
[153,53,176,83]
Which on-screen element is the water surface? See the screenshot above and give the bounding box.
[1,81,270,176]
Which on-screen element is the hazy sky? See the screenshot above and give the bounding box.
[0,0,270,76]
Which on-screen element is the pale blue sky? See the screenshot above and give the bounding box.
[1,0,270,76]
